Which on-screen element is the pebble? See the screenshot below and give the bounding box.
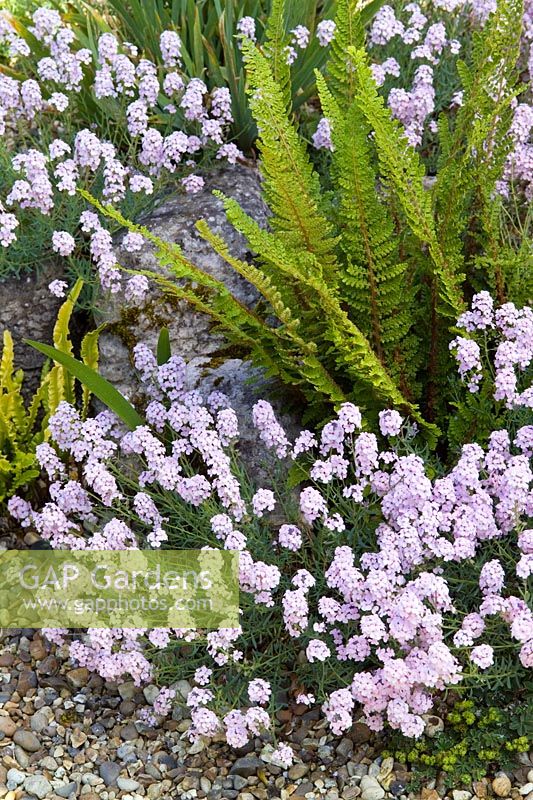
[337,739,354,759]
[423,715,444,738]
[90,723,105,736]
[421,790,440,800]
[0,718,16,737]
[231,775,247,791]
[65,668,88,688]
[390,781,407,797]
[145,763,162,781]
[493,775,513,798]
[29,712,48,734]
[14,745,30,767]
[230,757,263,778]
[117,777,140,792]
[99,761,121,787]
[6,769,25,786]
[288,764,310,781]
[452,791,472,800]
[293,782,314,797]
[351,723,372,744]
[13,729,41,753]
[70,729,87,748]
[342,789,361,800]
[173,680,192,701]
[360,776,385,800]
[348,764,369,780]
[23,775,52,799]
[143,685,159,705]
[117,682,137,701]
[119,723,138,741]
[473,781,488,799]
[55,781,78,798]
[1,634,531,800]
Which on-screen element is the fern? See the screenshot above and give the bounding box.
[78,0,527,451]
[435,0,524,302]
[0,281,100,508]
[263,0,292,114]
[240,39,339,277]
[207,197,437,437]
[327,0,365,106]
[349,46,466,322]
[316,71,418,392]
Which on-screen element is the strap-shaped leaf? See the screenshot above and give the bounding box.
[25,340,144,431]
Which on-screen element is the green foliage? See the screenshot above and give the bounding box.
[434,0,525,305]
[87,0,529,449]
[0,141,84,281]
[50,0,338,152]
[26,338,144,431]
[0,279,99,508]
[349,46,466,321]
[316,69,418,392]
[385,700,532,789]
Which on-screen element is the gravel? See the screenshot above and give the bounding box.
[0,629,530,800]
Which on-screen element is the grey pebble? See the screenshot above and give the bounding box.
[99,760,122,786]
[7,767,26,786]
[13,728,41,752]
[229,756,263,778]
[24,774,53,800]
[55,781,79,798]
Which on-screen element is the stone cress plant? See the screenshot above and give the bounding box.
[10,293,533,767]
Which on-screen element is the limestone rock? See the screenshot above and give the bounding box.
[97,165,298,480]
[0,264,66,396]
[23,774,52,799]
[360,776,385,800]
[229,756,263,778]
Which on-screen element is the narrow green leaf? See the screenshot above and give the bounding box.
[25,341,144,430]
[157,328,172,365]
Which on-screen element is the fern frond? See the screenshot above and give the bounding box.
[349,46,466,321]
[0,331,19,393]
[26,376,49,435]
[211,192,437,438]
[196,218,300,328]
[263,0,292,113]
[435,0,524,301]
[240,39,339,277]
[51,277,84,406]
[327,0,365,106]
[316,72,417,389]
[80,325,104,418]
[197,218,347,407]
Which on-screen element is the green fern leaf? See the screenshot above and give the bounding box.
[316,72,418,391]
[240,39,339,277]
[263,0,292,113]
[327,0,365,106]
[349,46,466,321]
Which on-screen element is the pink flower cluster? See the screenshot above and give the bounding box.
[0,7,244,290]
[498,103,533,200]
[9,297,532,751]
[359,0,532,157]
[451,291,533,409]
